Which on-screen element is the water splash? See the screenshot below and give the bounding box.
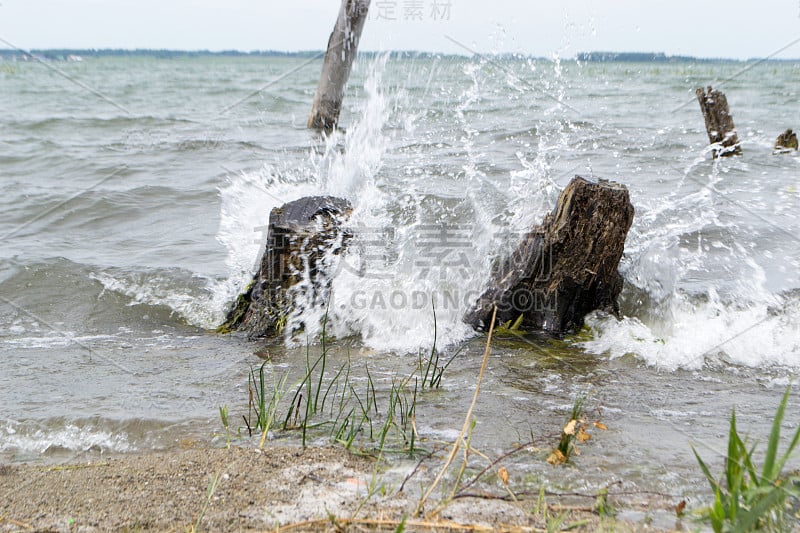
[211,54,582,353]
[581,158,800,370]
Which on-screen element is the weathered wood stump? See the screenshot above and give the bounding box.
[696,86,742,158]
[308,0,371,130]
[464,176,634,335]
[774,128,798,154]
[218,196,352,337]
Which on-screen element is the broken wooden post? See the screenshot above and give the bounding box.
[307,0,371,130]
[774,128,798,154]
[464,176,634,335]
[696,86,742,158]
[218,196,352,337]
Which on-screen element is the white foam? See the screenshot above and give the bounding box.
[91,271,219,328]
[4,333,115,349]
[0,421,132,454]
[580,160,800,370]
[581,295,800,370]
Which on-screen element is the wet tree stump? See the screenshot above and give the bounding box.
[774,128,798,154]
[464,176,634,335]
[218,196,352,337]
[696,86,742,158]
[308,0,370,130]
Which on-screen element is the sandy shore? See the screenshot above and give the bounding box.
[0,445,683,532]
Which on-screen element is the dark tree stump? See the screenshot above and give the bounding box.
[774,128,798,154]
[218,196,352,337]
[696,86,742,158]
[464,176,634,335]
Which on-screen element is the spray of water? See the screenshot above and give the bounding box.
[212,54,573,352]
[211,55,800,369]
[581,157,800,369]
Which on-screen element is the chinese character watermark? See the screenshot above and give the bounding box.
[371,0,452,22]
[414,224,471,280]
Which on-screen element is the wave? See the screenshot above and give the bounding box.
[0,418,134,455]
[0,258,214,331]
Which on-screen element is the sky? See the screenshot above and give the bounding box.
[1,1,799,60]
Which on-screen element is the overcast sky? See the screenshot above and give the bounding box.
[1,1,799,59]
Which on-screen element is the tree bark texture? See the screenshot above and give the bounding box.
[219,196,352,337]
[464,176,634,335]
[696,86,742,158]
[307,0,371,130]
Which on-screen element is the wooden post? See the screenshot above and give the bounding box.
[307,0,371,131]
[464,176,634,335]
[774,129,798,154]
[696,86,742,158]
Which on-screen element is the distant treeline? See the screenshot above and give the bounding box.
[0,49,458,61]
[0,49,324,60]
[577,51,798,63]
[0,48,797,63]
[579,52,698,62]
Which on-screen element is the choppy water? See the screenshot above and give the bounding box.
[1,54,799,510]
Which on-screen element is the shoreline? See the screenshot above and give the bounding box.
[0,444,685,532]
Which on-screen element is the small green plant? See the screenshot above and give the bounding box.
[548,394,588,466]
[243,361,287,448]
[218,405,232,448]
[235,310,438,457]
[350,453,391,519]
[692,386,800,533]
[494,314,525,337]
[532,486,590,532]
[189,471,222,532]
[594,486,616,518]
[419,300,461,389]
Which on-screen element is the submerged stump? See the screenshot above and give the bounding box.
[696,86,742,158]
[464,176,634,335]
[774,128,798,154]
[218,196,352,337]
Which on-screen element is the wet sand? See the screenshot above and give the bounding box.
[0,445,683,532]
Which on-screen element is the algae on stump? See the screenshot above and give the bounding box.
[219,196,352,338]
[774,128,798,154]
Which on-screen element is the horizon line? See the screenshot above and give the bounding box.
[1,47,799,62]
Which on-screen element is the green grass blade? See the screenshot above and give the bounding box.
[366,363,378,415]
[774,422,800,479]
[693,445,722,494]
[726,408,740,487]
[742,442,759,488]
[258,362,267,429]
[762,387,790,482]
[732,486,785,533]
[314,313,328,412]
[774,391,800,476]
[710,488,725,533]
[321,362,347,415]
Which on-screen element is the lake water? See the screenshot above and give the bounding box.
[1,54,799,515]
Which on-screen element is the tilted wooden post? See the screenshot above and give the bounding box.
[308,0,370,130]
[696,86,742,158]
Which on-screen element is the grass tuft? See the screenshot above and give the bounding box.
[692,386,800,532]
